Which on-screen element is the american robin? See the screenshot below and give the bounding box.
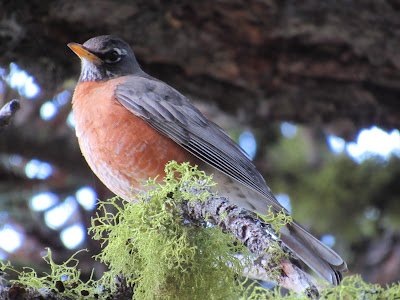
[68,35,347,285]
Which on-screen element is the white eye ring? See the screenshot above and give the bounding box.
[114,48,127,55]
[104,48,126,63]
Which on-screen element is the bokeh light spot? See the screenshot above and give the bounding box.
[67,110,75,129]
[60,223,85,249]
[320,234,336,248]
[4,63,40,99]
[25,159,53,180]
[54,90,71,106]
[44,196,78,230]
[238,131,257,160]
[0,224,24,253]
[280,122,297,139]
[76,186,97,210]
[327,135,345,154]
[9,154,23,167]
[346,126,400,163]
[0,250,7,260]
[30,192,59,212]
[275,193,291,213]
[40,101,58,120]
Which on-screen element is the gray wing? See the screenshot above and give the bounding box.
[115,76,279,205]
[117,77,349,286]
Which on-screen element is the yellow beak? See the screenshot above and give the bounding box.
[68,43,103,64]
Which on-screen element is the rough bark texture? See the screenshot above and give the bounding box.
[1,0,399,139]
[179,196,319,297]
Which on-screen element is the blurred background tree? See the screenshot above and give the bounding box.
[0,0,399,287]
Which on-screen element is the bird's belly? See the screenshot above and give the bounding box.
[72,79,193,201]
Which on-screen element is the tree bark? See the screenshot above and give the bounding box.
[179,195,319,297]
[1,0,399,138]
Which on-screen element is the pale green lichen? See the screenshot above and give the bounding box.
[245,207,292,282]
[256,207,293,239]
[319,275,400,300]
[1,161,399,299]
[239,274,400,300]
[3,248,104,298]
[89,161,253,299]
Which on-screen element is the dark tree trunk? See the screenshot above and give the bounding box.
[1,0,399,138]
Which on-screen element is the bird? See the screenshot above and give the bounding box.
[68,35,347,285]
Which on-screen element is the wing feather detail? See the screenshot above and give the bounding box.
[115,76,279,206]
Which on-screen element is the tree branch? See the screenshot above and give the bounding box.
[178,196,319,298]
[0,277,134,300]
[0,99,20,131]
[0,163,319,298]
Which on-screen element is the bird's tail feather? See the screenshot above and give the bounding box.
[279,220,347,285]
[204,166,347,284]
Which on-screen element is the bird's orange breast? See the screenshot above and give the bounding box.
[72,76,194,201]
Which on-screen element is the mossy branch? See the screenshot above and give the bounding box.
[92,161,318,297]
[148,161,317,295]
[177,184,319,297]
[1,161,399,299]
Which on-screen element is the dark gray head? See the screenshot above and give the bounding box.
[68,35,143,82]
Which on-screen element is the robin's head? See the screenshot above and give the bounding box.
[68,35,143,82]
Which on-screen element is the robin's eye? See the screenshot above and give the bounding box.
[104,49,122,63]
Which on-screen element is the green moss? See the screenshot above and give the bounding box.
[1,248,102,298]
[89,161,252,299]
[318,275,400,299]
[2,161,399,299]
[3,256,400,299]
[241,275,400,299]
[256,207,293,238]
